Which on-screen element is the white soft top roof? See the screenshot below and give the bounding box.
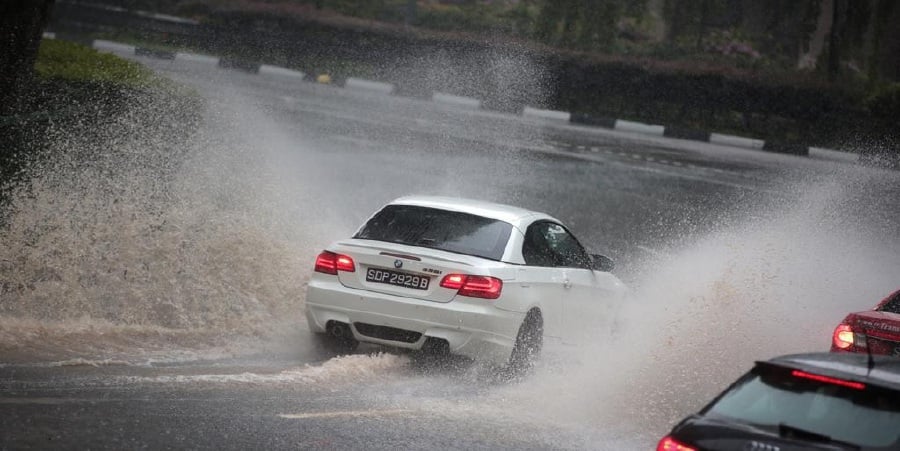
[389,195,558,229]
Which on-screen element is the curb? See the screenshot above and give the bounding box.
[615,119,664,136]
[218,57,260,74]
[344,77,394,95]
[809,147,859,163]
[92,39,135,54]
[259,65,305,80]
[135,47,175,60]
[710,133,765,150]
[522,107,570,122]
[432,92,481,109]
[175,52,219,65]
[81,37,863,165]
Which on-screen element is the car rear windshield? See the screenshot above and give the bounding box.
[703,364,900,448]
[878,291,900,314]
[354,205,513,261]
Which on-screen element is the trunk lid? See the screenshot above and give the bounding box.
[850,310,900,355]
[330,239,489,303]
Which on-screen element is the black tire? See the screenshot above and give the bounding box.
[315,322,359,355]
[507,310,543,376]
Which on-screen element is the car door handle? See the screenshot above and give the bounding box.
[563,279,572,289]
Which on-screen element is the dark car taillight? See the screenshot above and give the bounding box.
[440,274,502,299]
[657,435,696,451]
[314,251,356,275]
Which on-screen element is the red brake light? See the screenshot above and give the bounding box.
[657,435,696,451]
[335,255,355,272]
[832,323,855,350]
[440,274,503,300]
[791,369,866,390]
[314,251,355,275]
[440,274,465,290]
[832,322,867,350]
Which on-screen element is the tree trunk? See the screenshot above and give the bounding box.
[405,0,417,27]
[695,0,709,51]
[799,0,832,69]
[827,0,843,80]
[0,0,55,117]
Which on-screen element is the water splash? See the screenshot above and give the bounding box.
[477,170,900,446]
[123,353,409,386]
[0,85,327,362]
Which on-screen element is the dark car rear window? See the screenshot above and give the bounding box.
[703,364,900,448]
[878,291,900,314]
[354,205,513,261]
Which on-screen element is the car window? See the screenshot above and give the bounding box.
[702,365,900,448]
[878,291,900,314]
[523,222,591,269]
[354,205,513,261]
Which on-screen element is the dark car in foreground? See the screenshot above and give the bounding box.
[832,289,900,356]
[658,353,900,451]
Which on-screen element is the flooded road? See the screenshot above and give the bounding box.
[2,48,899,449]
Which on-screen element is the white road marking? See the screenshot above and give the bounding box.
[278,409,413,420]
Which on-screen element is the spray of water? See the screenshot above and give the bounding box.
[472,169,900,446]
[0,80,347,363]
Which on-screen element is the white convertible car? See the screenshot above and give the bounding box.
[305,196,627,371]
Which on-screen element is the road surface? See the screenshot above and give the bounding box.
[2,48,899,450]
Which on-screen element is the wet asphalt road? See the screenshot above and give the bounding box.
[1,352,646,450]
[2,49,900,450]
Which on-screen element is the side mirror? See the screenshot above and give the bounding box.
[591,254,615,272]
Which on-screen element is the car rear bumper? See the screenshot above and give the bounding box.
[305,276,525,365]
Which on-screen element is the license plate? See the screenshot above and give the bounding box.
[366,268,430,290]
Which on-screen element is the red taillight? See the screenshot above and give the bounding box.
[440,274,465,290]
[440,274,503,300]
[832,323,867,350]
[791,369,866,390]
[314,251,355,275]
[657,435,696,451]
[832,323,855,350]
[335,255,355,272]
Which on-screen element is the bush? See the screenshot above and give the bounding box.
[34,39,157,87]
[867,83,900,122]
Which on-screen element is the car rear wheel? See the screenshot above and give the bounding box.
[507,309,543,376]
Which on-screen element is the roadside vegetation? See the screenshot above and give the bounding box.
[35,39,156,85]
[42,0,900,157]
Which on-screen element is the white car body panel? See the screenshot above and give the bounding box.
[304,195,628,365]
[562,268,625,344]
